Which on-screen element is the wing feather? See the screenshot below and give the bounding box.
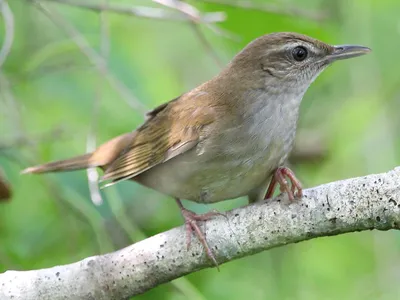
[101,92,216,183]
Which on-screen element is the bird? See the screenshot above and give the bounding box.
[21,32,371,266]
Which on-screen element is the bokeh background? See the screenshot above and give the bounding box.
[1,0,400,299]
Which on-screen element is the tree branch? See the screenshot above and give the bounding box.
[2,167,400,299]
[38,0,226,23]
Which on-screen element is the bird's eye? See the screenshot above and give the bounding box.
[292,46,308,61]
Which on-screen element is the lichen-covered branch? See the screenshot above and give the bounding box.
[2,167,400,300]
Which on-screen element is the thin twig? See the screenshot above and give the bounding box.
[205,23,241,41]
[86,5,110,206]
[153,0,232,39]
[153,0,201,22]
[155,0,225,67]
[0,72,23,134]
[190,23,224,68]
[86,129,102,205]
[34,2,148,113]
[0,0,14,68]
[200,0,328,22]
[40,0,225,23]
[153,0,225,23]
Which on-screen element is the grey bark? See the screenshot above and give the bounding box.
[1,167,400,300]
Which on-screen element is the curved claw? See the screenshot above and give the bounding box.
[176,199,221,269]
[264,167,303,201]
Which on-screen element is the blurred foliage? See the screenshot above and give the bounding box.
[1,0,400,299]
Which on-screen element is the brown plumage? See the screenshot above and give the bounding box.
[21,32,370,266]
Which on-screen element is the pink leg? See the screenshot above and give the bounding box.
[281,167,303,198]
[175,198,222,268]
[264,167,303,201]
[264,175,278,200]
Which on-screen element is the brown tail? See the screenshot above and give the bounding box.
[21,132,135,175]
[21,153,94,174]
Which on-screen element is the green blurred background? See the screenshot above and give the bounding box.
[1,0,400,299]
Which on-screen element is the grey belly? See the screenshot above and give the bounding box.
[135,145,283,203]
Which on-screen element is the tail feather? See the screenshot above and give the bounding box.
[21,153,94,174]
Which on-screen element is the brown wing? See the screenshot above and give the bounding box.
[101,91,216,183]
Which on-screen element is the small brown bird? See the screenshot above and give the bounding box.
[22,32,370,266]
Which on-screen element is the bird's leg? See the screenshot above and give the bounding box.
[175,198,221,268]
[264,167,302,201]
[264,176,278,201]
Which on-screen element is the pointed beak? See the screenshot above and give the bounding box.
[326,44,371,62]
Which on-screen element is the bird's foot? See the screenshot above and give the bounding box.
[175,199,222,268]
[264,167,302,201]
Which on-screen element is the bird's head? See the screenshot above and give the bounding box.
[228,32,371,94]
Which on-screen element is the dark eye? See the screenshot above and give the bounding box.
[292,46,308,61]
